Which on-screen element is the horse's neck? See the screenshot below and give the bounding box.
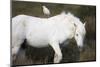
[69,15,82,29]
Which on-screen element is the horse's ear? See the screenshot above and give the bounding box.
[83,22,86,26]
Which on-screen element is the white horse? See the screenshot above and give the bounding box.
[12,12,86,63]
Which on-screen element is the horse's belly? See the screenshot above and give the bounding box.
[25,20,52,47]
[27,37,49,48]
[26,30,50,48]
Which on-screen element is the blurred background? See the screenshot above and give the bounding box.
[12,1,96,66]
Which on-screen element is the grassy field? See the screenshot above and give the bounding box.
[12,1,96,66]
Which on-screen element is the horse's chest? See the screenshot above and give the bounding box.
[56,27,75,44]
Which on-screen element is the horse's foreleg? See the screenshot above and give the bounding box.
[49,41,62,63]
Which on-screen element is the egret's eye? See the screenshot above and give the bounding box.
[76,34,78,36]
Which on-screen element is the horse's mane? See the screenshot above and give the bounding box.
[64,12,86,35]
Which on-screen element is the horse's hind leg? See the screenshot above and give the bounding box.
[49,41,62,63]
[12,44,20,60]
[12,38,24,60]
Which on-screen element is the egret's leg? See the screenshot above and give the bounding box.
[49,41,62,63]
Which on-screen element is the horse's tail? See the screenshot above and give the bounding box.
[12,15,28,59]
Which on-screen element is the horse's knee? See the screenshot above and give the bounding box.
[54,53,62,63]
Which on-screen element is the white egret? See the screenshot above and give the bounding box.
[42,6,50,17]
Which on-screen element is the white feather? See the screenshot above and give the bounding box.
[42,6,50,15]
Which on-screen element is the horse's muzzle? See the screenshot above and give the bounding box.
[78,46,84,52]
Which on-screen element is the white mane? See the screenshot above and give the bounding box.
[65,12,86,35]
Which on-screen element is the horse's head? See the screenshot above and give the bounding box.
[65,12,86,51]
[74,22,86,51]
